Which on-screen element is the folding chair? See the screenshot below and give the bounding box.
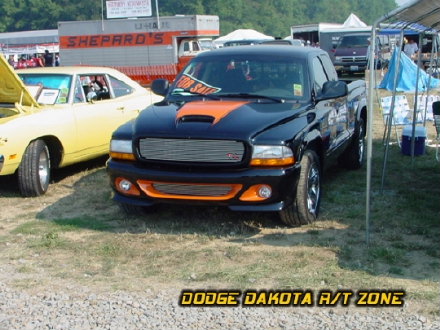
[433,101,440,161]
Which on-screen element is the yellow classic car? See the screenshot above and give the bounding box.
[0,55,162,196]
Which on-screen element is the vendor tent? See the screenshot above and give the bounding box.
[379,49,440,91]
[366,0,440,243]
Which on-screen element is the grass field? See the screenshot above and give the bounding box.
[0,106,439,317]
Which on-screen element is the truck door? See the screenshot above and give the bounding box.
[320,53,351,143]
[311,56,349,157]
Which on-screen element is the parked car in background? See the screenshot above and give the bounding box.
[0,55,162,196]
[333,33,371,74]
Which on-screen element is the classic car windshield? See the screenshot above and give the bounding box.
[18,74,72,104]
[171,55,310,101]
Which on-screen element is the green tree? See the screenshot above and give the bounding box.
[0,0,397,36]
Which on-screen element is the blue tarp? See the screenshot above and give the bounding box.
[378,48,440,91]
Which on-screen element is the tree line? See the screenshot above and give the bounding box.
[0,0,396,37]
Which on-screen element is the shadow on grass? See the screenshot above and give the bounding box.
[33,141,440,282]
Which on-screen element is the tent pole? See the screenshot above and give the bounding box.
[424,34,438,126]
[366,27,379,246]
[381,29,405,192]
[365,0,423,247]
[411,33,423,163]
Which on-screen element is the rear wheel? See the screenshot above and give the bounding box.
[279,150,321,226]
[339,117,365,169]
[18,140,51,197]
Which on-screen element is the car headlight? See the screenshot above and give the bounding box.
[110,139,135,161]
[335,56,342,61]
[250,145,295,166]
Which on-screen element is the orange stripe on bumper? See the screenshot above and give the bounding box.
[137,180,243,201]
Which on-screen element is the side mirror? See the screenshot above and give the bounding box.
[316,80,348,102]
[151,79,170,96]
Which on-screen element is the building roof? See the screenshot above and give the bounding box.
[0,29,59,45]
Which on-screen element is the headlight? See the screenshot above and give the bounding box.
[250,145,295,166]
[110,139,135,160]
[335,56,342,61]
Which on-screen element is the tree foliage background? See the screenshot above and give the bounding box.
[0,0,396,36]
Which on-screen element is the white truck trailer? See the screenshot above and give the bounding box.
[58,15,219,85]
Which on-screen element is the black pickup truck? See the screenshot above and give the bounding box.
[107,45,367,226]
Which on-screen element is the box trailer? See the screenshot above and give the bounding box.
[58,15,219,85]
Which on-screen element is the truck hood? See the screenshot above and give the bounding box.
[133,100,308,141]
[0,55,39,109]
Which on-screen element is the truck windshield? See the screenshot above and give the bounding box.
[171,55,310,102]
[337,35,369,48]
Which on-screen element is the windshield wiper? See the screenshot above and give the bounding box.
[171,88,220,100]
[219,93,285,103]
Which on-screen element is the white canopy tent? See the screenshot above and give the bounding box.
[366,0,440,243]
[343,13,368,28]
[213,29,274,47]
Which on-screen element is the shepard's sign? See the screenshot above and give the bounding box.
[106,0,152,19]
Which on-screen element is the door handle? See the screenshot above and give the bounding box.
[116,106,125,111]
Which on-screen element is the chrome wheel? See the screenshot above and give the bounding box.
[358,122,364,164]
[307,164,320,215]
[38,150,50,189]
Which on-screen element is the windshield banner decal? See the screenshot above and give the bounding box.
[175,74,221,95]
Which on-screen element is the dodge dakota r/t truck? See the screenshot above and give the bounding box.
[106,45,367,226]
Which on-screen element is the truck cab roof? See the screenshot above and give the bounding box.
[197,44,328,60]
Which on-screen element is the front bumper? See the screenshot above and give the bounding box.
[107,159,301,212]
[334,62,367,72]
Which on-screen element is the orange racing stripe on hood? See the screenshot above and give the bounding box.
[176,100,249,125]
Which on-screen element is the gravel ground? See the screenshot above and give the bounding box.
[0,281,439,330]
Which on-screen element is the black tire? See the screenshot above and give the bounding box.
[279,150,321,226]
[339,117,365,170]
[18,139,51,197]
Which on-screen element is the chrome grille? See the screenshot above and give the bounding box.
[138,138,245,163]
[153,183,232,197]
[341,56,366,63]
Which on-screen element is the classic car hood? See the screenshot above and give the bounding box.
[133,100,308,141]
[0,55,39,109]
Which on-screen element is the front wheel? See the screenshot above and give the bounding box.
[18,139,51,197]
[279,150,321,226]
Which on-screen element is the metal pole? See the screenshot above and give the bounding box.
[365,0,420,247]
[411,34,423,163]
[381,29,405,192]
[423,35,438,126]
[155,0,160,29]
[101,0,105,31]
[366,27,378,246]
